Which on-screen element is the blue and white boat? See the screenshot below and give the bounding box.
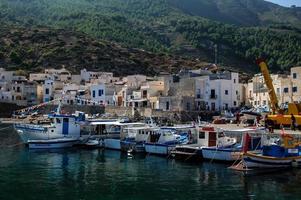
[14,103,85,149]
[171,126,236,162]
[85,119,147,150]
[144,125,193,156]
[242,133,301,169]
[202,127,266,162]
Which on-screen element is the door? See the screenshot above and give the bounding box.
[63,118,69,135]
[208,132,217,146]
[211,103,216,111]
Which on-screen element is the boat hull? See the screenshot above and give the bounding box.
[15,125,63,143]
[28,139,78,149]
[171,146,203,162]
[243,152,301,168]
[202,147,242,162]
[145,143,175,156]
[104,139,121,150]
[120,140,146,153]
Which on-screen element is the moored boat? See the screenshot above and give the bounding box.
[234,131,301,170]
[202,127,266,162]
[171,126,237,162]
[144,126,192,156]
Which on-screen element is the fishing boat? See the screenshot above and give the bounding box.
[85,119,147,150]
[202,127,266,162]
[242,132,301,169]
[144,125,194,156]
[171,126,237,162]
[120,125,158,153]
[15,111,85,146]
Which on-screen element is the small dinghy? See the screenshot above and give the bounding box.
[28,138,79,149]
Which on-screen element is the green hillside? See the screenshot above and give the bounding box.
[0,0,301,72]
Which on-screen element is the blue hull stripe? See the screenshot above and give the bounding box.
[244,157,292,166]
[202,148,241,152]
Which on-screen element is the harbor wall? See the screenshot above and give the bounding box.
[0,102,105,117]
[105,106,219,122]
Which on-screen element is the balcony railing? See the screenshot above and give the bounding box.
[210,95,217,99]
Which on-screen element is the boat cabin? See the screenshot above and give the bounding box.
[197,127,224,147]
[48,111,85,138]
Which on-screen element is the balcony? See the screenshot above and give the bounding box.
[210,95,217,99]
[196,94,204,99]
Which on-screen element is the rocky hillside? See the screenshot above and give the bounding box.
[0,0,301,72]
[0,25,217,75]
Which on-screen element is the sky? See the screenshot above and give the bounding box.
[265,0,301,7]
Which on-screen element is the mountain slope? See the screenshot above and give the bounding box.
[169,0,301,27]
[0,0,301,72]
[0,24,213,75]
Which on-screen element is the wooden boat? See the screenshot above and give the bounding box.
[171,126,237,162]
[202,127,266,162]
[239,131,301,169]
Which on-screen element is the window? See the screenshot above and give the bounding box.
[234,79,236,83]
[225,90,228,95]
[56,118,61,123]
[45,88,49,95]
[233,101,237,106]
[263,100,267,105]
[276,88,280,94]
[225,103,228,110]
[98,89,104,96]
[166,101,170,110]
[92,90,96,98]
[199,131,205,139]
[236,90,238,95]
[284,88,289,93]
[293,73,297,79]
[293,87,298,93]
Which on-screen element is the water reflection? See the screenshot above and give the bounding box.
[0,147,301,199]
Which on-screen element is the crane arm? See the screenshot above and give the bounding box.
[256,59,279,114]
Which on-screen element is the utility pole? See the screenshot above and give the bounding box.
[214,44,218,65]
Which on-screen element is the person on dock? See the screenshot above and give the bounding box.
[236,112,240,126]
[291,114,296,131]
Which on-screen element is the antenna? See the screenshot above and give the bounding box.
[214,44,218,65]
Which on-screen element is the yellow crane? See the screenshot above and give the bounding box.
[256,59,301,128]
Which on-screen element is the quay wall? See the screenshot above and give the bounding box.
[0,102,104,117]
[105,106,219,122]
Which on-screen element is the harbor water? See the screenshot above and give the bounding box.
[1,126,301,200]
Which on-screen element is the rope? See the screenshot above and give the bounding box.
[184,148,198,161]
[6,142,24,148]
[0,126,11,132]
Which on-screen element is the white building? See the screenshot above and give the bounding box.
[208,72,241,111]
[90,84,106,105]
[80,69,114,83]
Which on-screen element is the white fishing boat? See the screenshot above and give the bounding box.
[120,125,157,153]
[15,111,85,145]
[86,119,147,150]
[144,126,193,156]
[171,126,237,162]
[202,127,266,162]
[28,138,79,149]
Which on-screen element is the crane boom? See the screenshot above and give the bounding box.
[256,59,279,114]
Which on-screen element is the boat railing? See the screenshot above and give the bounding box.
[15,124,47,132]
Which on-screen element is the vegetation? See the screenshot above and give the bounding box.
[0,0,301,72]
[0,25,212,75]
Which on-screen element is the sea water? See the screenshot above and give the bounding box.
[0,126,300,200]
